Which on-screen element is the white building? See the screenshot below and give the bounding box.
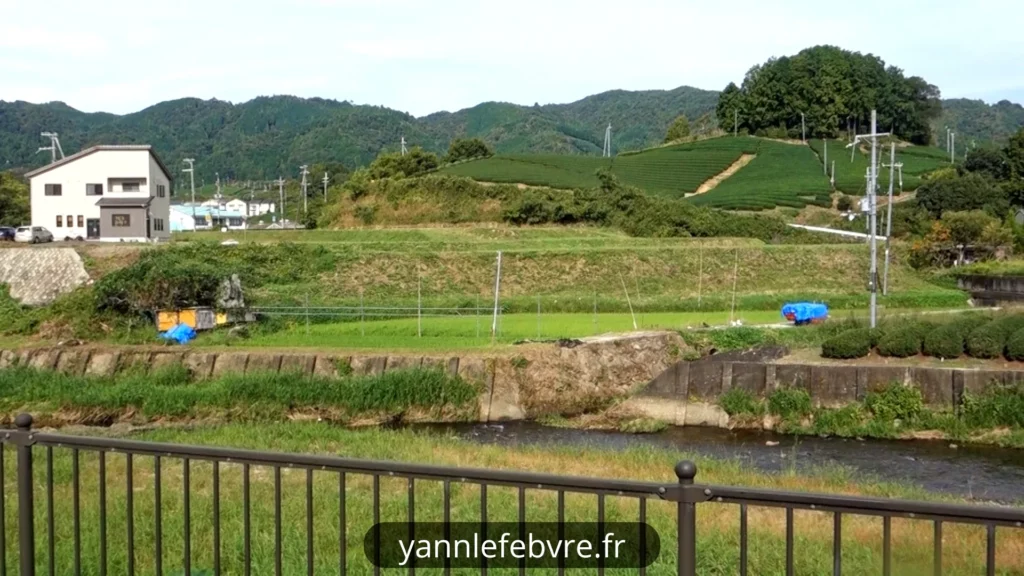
[24,145,172,242]
[248,202,275,217]
[171,205,246,231]
[224,198,248,214]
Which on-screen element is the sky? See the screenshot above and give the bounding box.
[1,0,1023,117]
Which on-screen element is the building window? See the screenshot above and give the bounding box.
[112,214,131,227]
[67,215,73,227]
[56,215,62,227]
[44,184,62,196]
[157,184,166,198]
[77,215,84,227]
[154,218,165,232]
[122,182,140,192]
[86,184,103,196]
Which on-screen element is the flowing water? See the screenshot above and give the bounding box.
[411,422,1024,503]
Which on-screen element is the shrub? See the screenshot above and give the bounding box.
[923,315,990,359]
[876,322,930,358]
[821,328,873,359]
[355,205,376,225]
[865,384,923,423]
[966,315,1024,359]
[1006,327,1024,361]
[836,195,854,212]
[767,387,812,421]
[962,383,1024,428]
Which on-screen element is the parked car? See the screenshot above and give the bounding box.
[14,226,54,244]
[0,227,15,241]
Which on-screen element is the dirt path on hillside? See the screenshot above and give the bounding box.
[691,154,756,195]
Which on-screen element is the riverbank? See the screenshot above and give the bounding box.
[19,422,1020,575]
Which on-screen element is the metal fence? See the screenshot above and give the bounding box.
[1,414,1022,575]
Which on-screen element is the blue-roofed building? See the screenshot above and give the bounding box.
[170,204,246,232]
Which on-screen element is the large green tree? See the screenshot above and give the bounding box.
[367,148,439,180]
[0,172,29,227]
[663,115,691,143]
[916,173,1008,217]
[715,46,942,144]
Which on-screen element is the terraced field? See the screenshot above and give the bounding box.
[689,140,832,210]
[441,137,759,198]
[809,139,948,194]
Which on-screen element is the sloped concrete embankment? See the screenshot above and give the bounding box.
[624,358,1024,427]
[0,330,687,423]
[0,248,90,305]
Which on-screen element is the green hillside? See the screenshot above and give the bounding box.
[808,139,948,194]
[443,137,756,198]
[1,84,1017,183]
[937,98,1024,145]
[690,140,832,210]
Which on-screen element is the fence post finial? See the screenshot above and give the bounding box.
[675,460,696,483]
[14,413,32,431]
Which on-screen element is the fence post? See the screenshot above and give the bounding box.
[676,460,697,576]
[15,413,35,576]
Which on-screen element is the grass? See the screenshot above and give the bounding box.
[439,137,759,198]
[0,366,478,424]
[689,140,832,210]
[1,423,1019,575]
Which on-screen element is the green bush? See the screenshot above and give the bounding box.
[767,387,812,421]
[1007,327,1024,361]
[876,322,930,358]
[821,328,873,359]
[865,384,923,423]
[923,315,989,359]
[962,382,1024,428]
[966,315,1024,359]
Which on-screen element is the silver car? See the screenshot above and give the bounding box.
[14,226,54,244]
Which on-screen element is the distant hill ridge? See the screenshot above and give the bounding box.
[0,87,1019,181]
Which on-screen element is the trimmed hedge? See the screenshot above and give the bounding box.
[877,323,931,358]
[821,328,873,359]
[923,315,989,359]
[966,315,1024,359]
[1006,327,1024,361]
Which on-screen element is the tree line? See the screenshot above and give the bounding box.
[715,45,942,144]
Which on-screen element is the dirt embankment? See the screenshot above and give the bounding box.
[691,154,756,195]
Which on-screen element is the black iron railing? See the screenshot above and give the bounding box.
[0,413,1022,575]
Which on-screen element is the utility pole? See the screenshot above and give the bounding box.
[733,110,738,137]
[400,137,408,156]
[182,159,196,226]
[831,160,835,188]
[275,177,286,225]
[603,124,612,157]
[882,143,902,296]
[823,140,827,175]
[322,172,329,201]
[299,165,309,216]
[801,112,806,142]
[946,127,951,151]
[950,132,956,164]
[847,110,889,328]
[37,133,65,164]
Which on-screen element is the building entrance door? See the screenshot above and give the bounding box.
[86,219,100,239]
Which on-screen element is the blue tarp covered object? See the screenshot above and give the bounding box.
[160,323,197,344]
[782,302,829,325]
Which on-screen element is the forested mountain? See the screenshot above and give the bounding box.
[937,99,1024,147]
[0,87,717,181]
[0,76,1019,182]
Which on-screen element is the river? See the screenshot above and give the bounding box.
[411,422,1024,503]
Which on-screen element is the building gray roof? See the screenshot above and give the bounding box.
[95,197,153,208]
[24,145,174,182]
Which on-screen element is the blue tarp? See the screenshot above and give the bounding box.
[782,303,829,324]
[160,323,197,344]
